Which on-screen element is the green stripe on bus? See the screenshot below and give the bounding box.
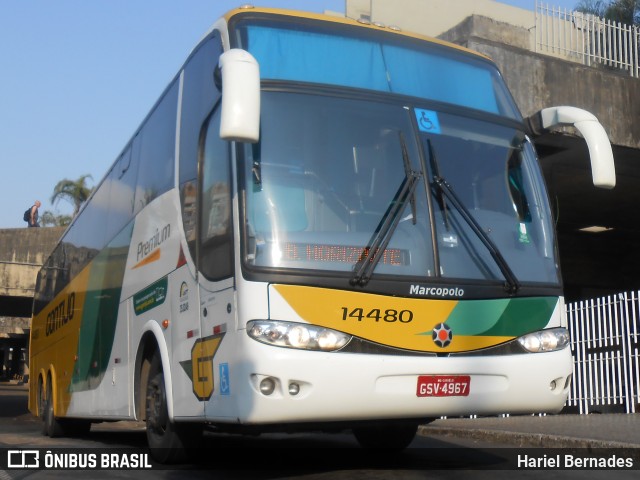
[445,297,557,336]
[70,225,132,392]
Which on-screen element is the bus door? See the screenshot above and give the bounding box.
[194,106,236,416]
[169,264,205,418]
[197,279,234,416]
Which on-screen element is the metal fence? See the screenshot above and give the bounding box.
[566,292,640,414]
[535,1,640,78]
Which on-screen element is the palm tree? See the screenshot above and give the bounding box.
[40,210,72,227]
[50,174,94,217]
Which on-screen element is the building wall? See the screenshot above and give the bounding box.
[0,227,64,298]
[347,0,535,42]
[0,227,64,380]
[438,15,640,150]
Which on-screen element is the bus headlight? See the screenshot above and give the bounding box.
[517,327,570,353]
[247,320,351,351]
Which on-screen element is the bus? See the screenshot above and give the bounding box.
[29,5,615,462]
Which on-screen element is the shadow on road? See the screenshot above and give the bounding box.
[0,380,537,475]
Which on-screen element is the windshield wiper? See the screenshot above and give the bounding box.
[351,132,420,287]
[432,173,520,294]
[426,139,450,231]
[251,142,262,186]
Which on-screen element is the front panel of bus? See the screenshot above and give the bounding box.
[201,11,573,423]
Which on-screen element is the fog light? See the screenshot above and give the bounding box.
[549,380,557,390]
[288,382,300,396]
[259,377,276,395]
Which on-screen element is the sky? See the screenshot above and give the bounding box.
[0,0,581,229]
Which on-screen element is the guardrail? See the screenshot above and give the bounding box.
[535,1,640,78]
[566,291,640,414]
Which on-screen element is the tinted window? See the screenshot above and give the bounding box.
[179,34,222,185]
[134,81,178,212]
[199,110,232,280]
[232,17,521,119]
[179,34,223,261]
[106,146,137,237]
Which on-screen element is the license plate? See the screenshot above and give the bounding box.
[416,375,470,397]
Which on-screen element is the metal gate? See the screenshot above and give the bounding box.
[566,292,640,414]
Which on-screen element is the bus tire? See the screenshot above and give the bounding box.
[353,423,418,450]
[38,377,47,436]
[43,380,65,438]
[145,356,201,463]
[60,419,92,437]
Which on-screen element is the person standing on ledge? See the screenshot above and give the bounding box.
[28,200,41,227]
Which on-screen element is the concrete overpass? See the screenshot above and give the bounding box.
[0,227,63,378]
[2,2,640,377]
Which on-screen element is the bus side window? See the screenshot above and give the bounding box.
[106,146,137,238]
[179,34,223,261]
[199,109,233,280]
[133,80,179,213]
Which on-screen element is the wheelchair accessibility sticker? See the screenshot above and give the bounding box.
[415,109,441,134]
[219,363,230,395]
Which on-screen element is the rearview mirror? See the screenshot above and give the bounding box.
[527,106,615,189]
[218,49,260,143]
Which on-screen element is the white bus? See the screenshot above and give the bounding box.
[29,5,615,462]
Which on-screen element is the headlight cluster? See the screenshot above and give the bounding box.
[517,327,570,353]
[247,320,351,351]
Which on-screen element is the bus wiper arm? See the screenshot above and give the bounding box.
[401,132,418,226]
[433,176,520,294]
[426,139,450,231]
[351,132,420,287]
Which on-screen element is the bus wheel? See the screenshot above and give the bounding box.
[38,377,47,436]
[145,357,201,463]
[61,419,91,437]
[43,380,64,438]
[353,423,418,450]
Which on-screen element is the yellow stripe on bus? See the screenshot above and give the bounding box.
[274,285,515,352]
[29,265,92,416]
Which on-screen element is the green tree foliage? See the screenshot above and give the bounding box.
[40,210,72,227]
[606,0,640,24]
[575,0,610,17]
[50,174,94,217]
[575,0,640,25]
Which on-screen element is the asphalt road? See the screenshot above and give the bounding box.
[1,380,639,478]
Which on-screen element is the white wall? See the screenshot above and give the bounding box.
[346,0,535,37]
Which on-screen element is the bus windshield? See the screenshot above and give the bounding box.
[240,90,559,286]
[231,15,521,119]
